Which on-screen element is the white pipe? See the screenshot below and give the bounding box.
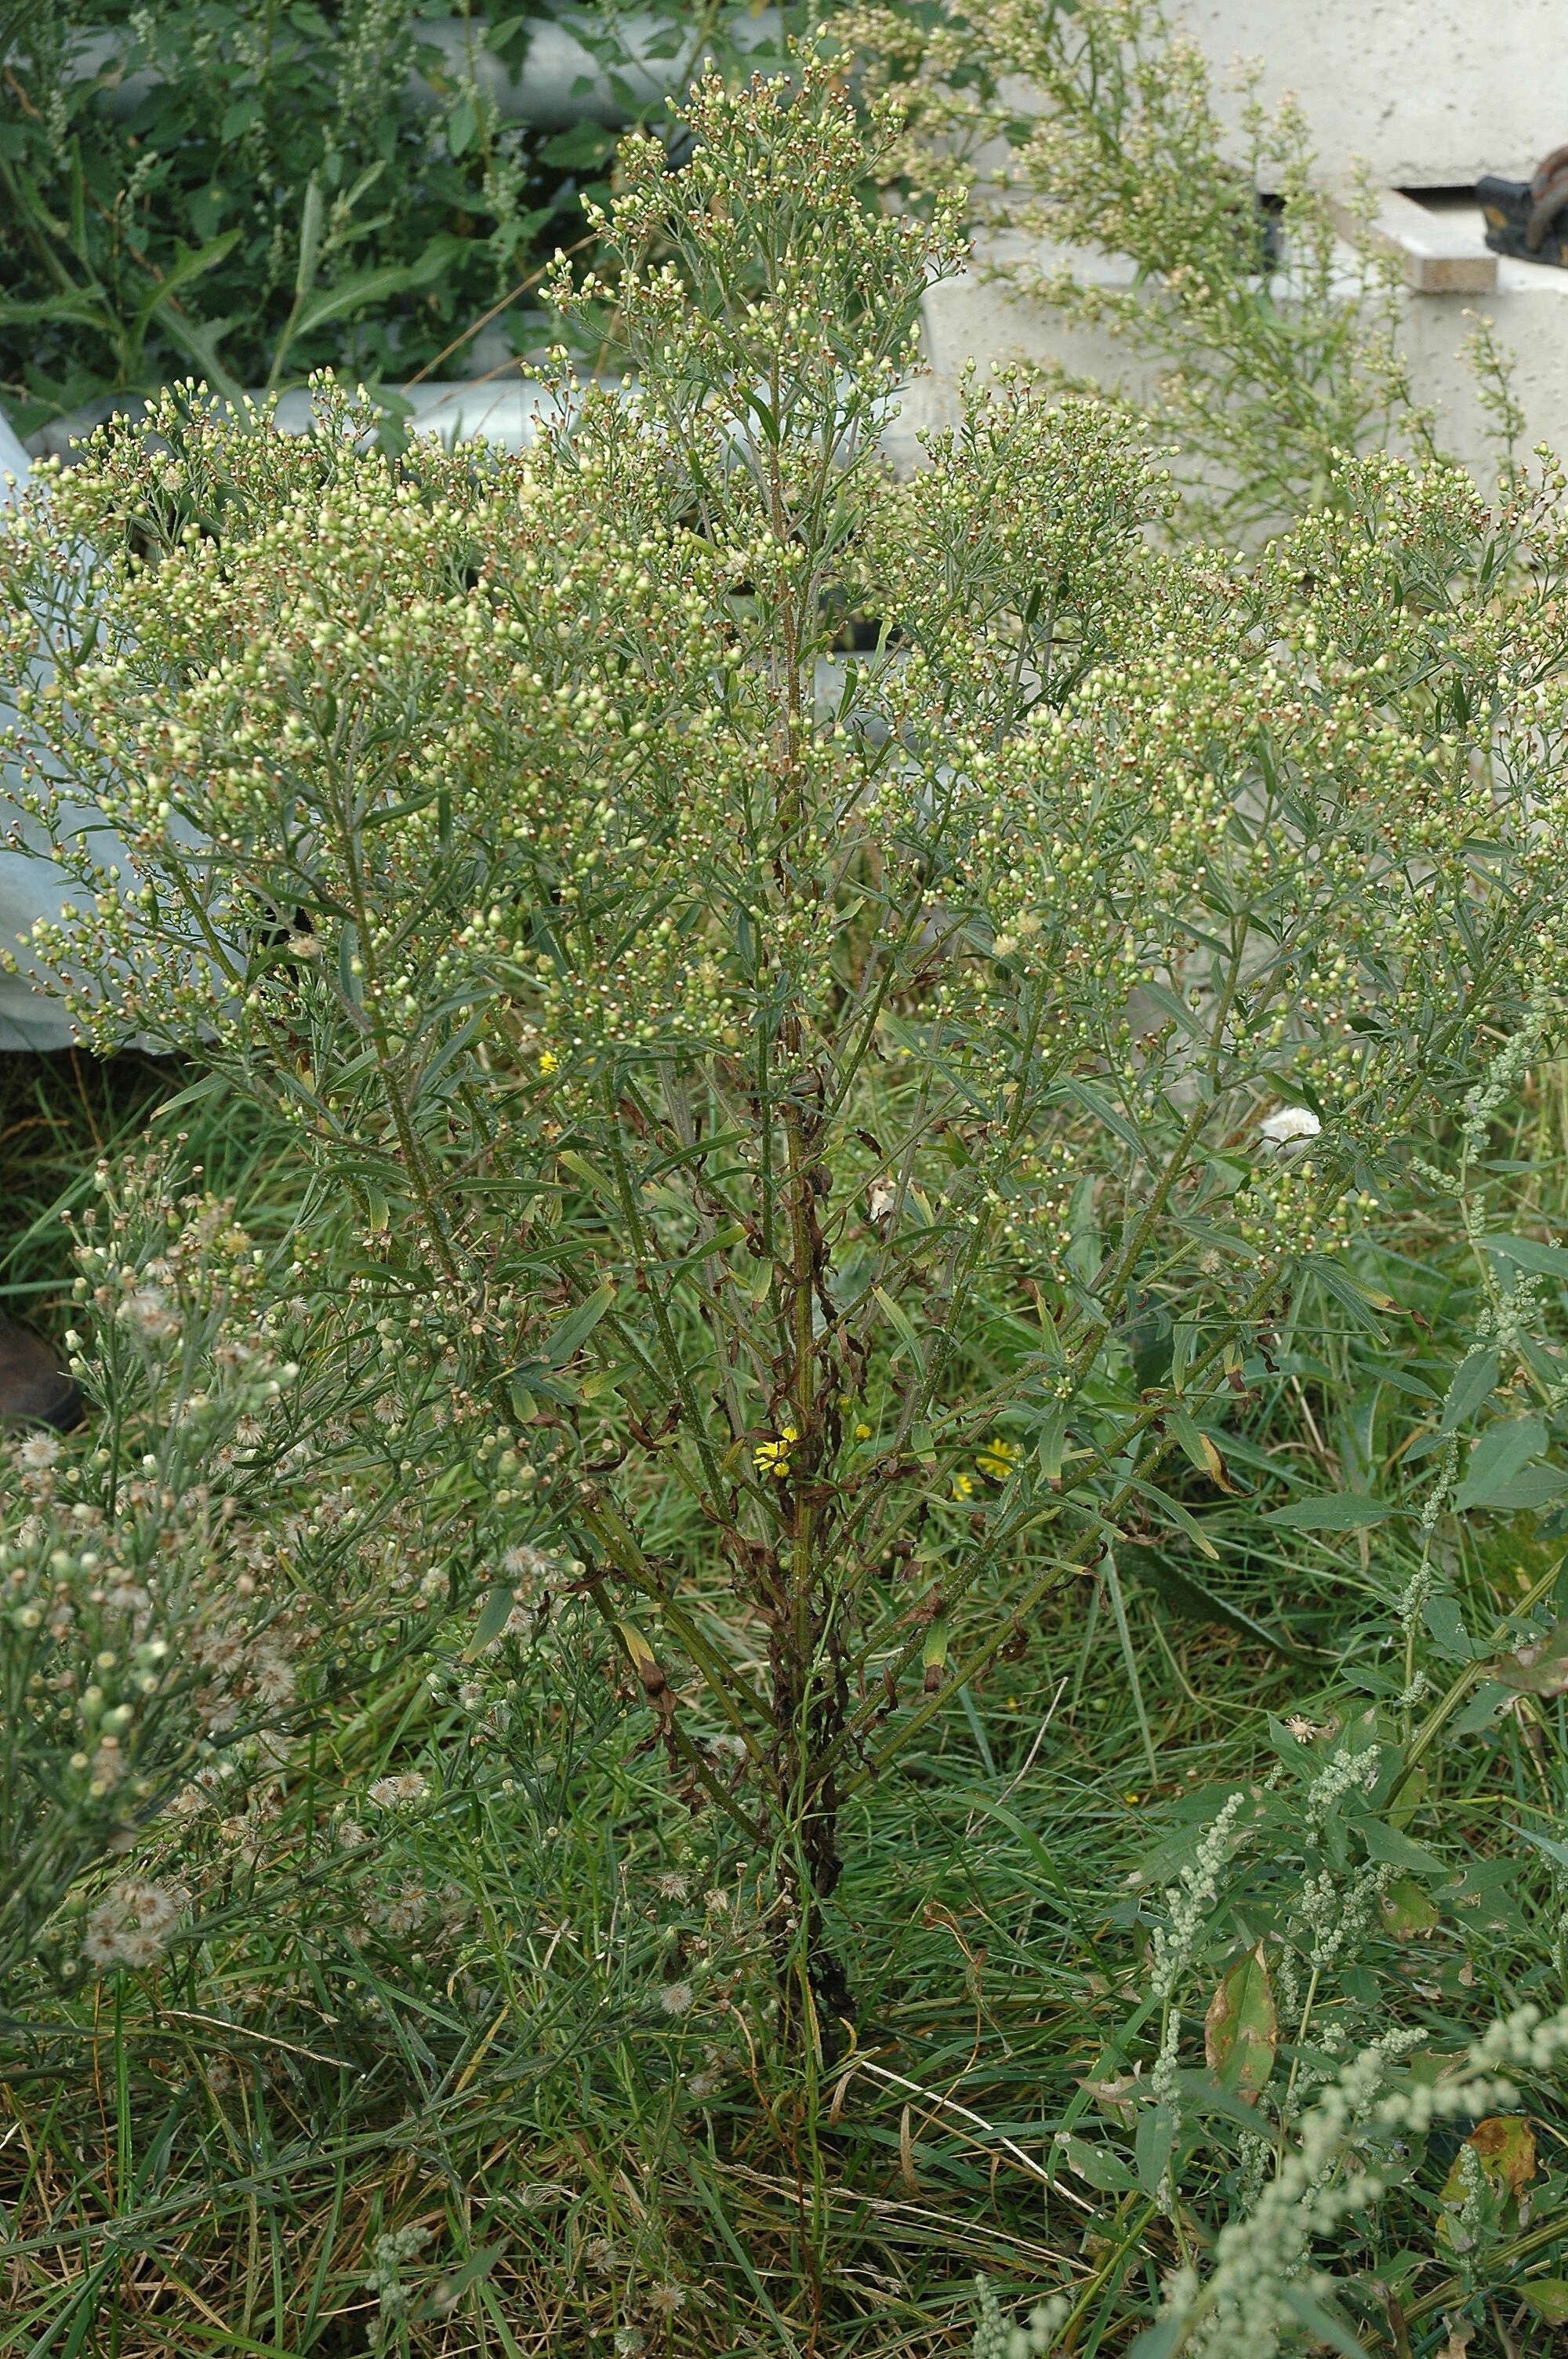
[54,8,783,132]
[24,373,948,472]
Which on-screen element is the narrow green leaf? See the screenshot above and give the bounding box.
[873,1285,923,1367]
[463,1589,515,1660]
[1105,1552,1157,1783]
[544,1282,616,1367]
[1515,1823,1568,1871]
[296,171,325,300]
[131,228,243,344]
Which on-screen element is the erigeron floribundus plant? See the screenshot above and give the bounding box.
[0,1145,539,1992]
[5,51,1568,2046]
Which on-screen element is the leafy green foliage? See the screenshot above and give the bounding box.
[0,0,788,436]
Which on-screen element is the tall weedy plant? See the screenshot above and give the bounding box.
[6,53,1568,2072]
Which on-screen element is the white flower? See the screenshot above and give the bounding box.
[659,1979,694,2016]
[1258,1106,1321,1146]
[80,1878,186,1972]
[368,1771,429,1808]
[119,1284,180,1339]
[19,1432,60,1470]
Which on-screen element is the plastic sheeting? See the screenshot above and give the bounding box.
[0,411,82,1051]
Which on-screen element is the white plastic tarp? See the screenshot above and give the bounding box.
[1,412,82,1051]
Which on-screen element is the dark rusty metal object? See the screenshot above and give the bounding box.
[1479,145,1568,265]
[0,1317,84,1431]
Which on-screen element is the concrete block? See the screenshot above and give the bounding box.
[1170,0,1566,190]
[1324,188,1496,296]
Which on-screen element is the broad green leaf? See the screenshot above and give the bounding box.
[1203,1943,1276,2100]
[1266,1493,1398,1530]
[1450,1680,1510,1734]
[1483,1232,1568,1277]
[1051,2132,1138,2194]
[1471,1464,1568,1512]
[1378,1875,1439,1938]
[1358,1819,1445,1875]
[1498,1622,1568,1695]
[1421,1593,1475,1661]
[1455,1413,1548,1507]
[1127,2326,1184,2359]
[1134,2103,1176,2197]
[1439,1346,1500,1433]
[1439,2114,1534,2205]
[1278,2285,1368,2359]
[1519,2280,1568,2324]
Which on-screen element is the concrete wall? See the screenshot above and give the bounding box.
[1171,0,1565,190]
[915,5,1568,483]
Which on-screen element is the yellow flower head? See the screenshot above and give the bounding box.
[975,1437,1019,1481]
[539,1049,558,1076]
[753,1424,797,1477]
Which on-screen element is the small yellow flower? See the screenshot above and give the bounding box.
[951,1469,974,1500]
[753,1425,797,1477]
[539,1049,557,1076]
[855,1423,871,1440]
[975,1437,1019,1481]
